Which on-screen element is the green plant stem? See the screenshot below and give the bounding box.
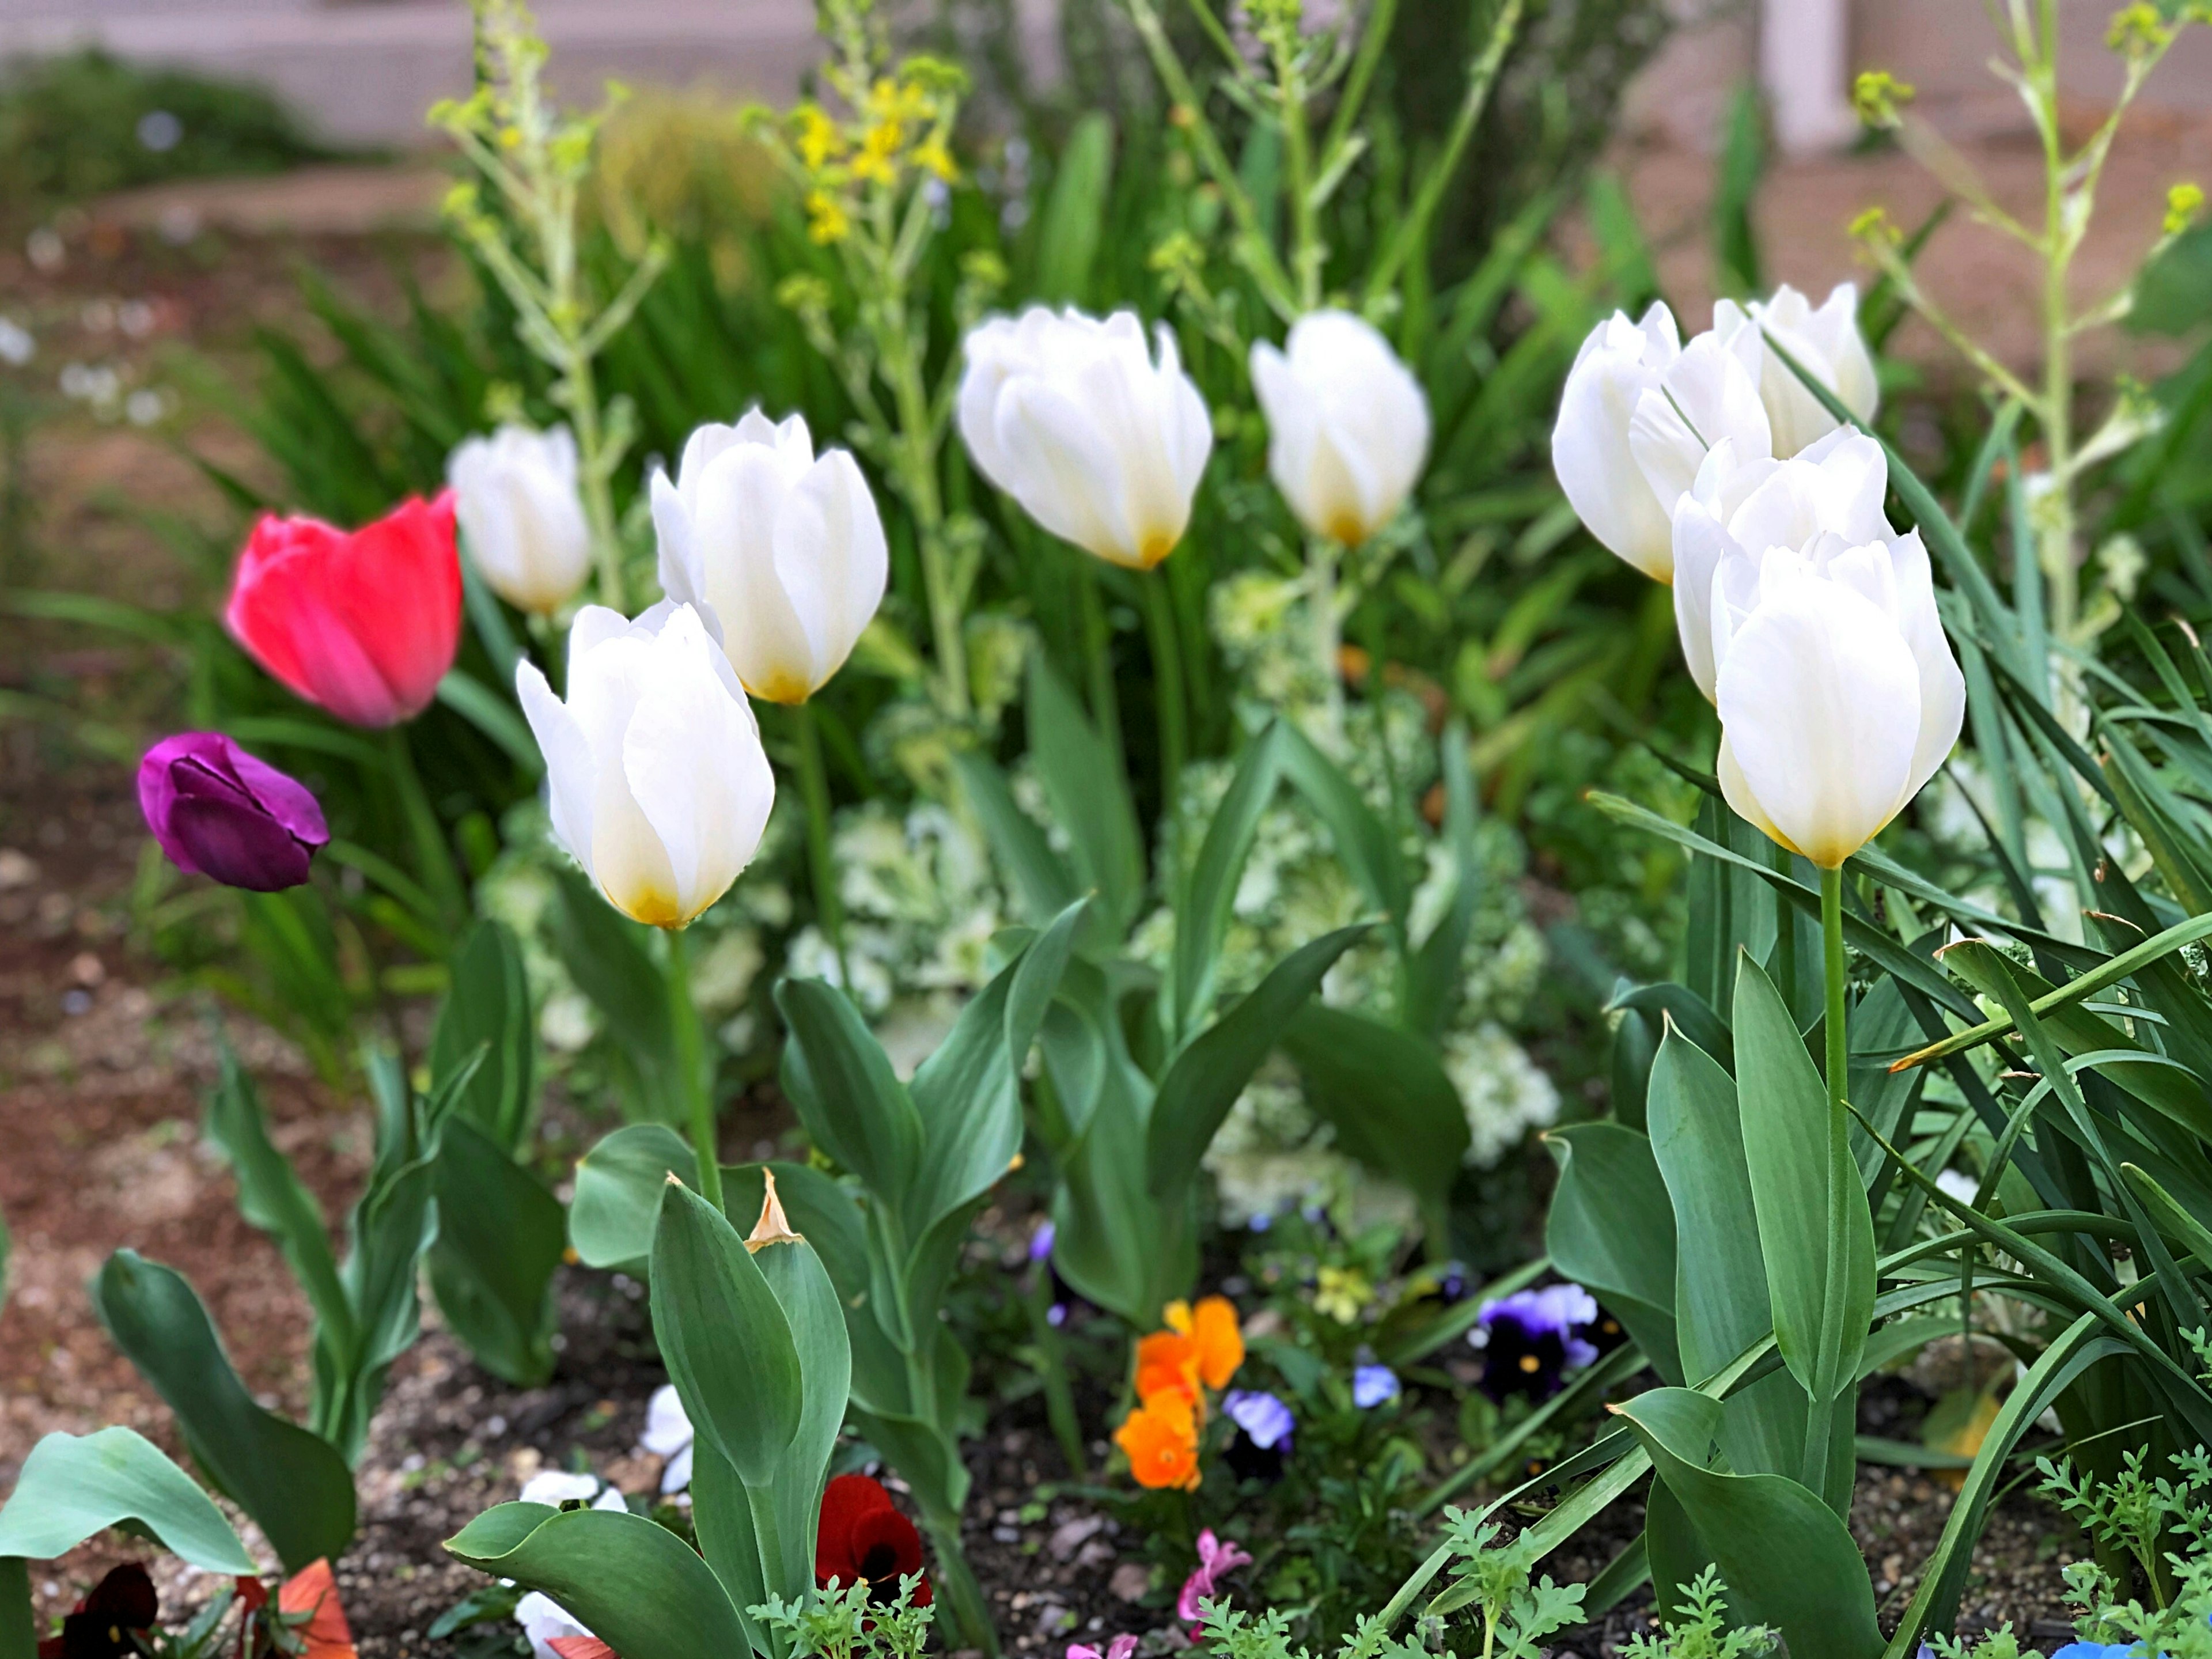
[1141,567,1188,810]
[382,728,465,926]
[1077,559,1123,764]
[1022,1273,1088,1479]
[1309,535,1345,738]
[920,1510,999,1657]
[877,287,971,720]
[565,345,625,613]
[1802,862,1852,1499]
[792,699,849,991]
[665,924,722,1214]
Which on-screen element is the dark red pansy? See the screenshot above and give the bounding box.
[36,1563,158,1659]
[816,1473,931,1606]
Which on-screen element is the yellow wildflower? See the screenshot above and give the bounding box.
[796,105,843,172]
[1314,1265,1371,1325]
[851,122,902,185]
[912,138,956,183]
[805,189,851,244]
[2167,182,2206,237]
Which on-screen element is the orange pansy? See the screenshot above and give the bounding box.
[277,1559,357,1659]
[1165,1295,1244,1390]
[1115,1391,1200,1490]
[1134,1330,1202,1407]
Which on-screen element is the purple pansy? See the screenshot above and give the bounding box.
[1352,1364,1400,1408]
[1469,1282,1602,1402]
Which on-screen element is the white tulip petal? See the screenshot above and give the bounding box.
[1253,309,1428,544]
[1715,579,1923,867]
[1670,497,1735,702]
[517,660,595,875]
[661,1441,695,1494]
[690,443,819,702]
[1554,329,1672,579]
[999,374,1142,563]
[641,1384,693,1455]
[772,450,888,694]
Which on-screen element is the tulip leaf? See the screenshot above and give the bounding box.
[1733,954,1873,1422]
[953,749,1082,930]
[0,1427,257,1573]
[90,1252,355,1573]
[429,919,537,1150]
[1280,1004,1468,1245]
[1173,721,1289,1040]
[1406,724,1481,1042]
[445,1504,751,1659]
[1542,1124,1682,1385]
[426,1116,564,1387]
[1279,721,1410,935]
[1147,923,1371,1204]
[649,1180,802,1487]
[747,1233,853,1599]
[776,979,923,1209]
[434,668,544,777]
[547,866,681,1123]
[1611,982,1732,1072]
[1025,658,1142,943]
[327,1119,440,1464]
[1032,112,1114,304]
[570,1123,698,1272]
[689,1445,773,1659]
[1612,1389,1881,1659]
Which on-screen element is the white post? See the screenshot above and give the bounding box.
[1760,0,1860,155]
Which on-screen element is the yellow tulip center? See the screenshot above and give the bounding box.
[616,885,685,929]
[746,668,815,706]
[1137,530,1178,569]
[1326,510,1368,547]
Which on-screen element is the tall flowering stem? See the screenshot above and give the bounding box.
[753,1,988,722]
[664,924,722,1214]
[430,0,668,613]
[1805,863,1851,1491]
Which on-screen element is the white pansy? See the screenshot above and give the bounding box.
[516,1592,599,1659]
[958,305,1213,570]
[1551,301,1771,582]
[517,1468,625,1511]
[652,409,888,704]
[1249,309,1430,546]
[1707,509,1965,869]
[447,424,593,614]
[1669,428,1893,699]
[517,603,774,928]
[1713,282,1880,459]
[641,1382,695,1494]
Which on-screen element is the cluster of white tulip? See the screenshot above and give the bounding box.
[456,407,887,929]
[1553,283,1962,866]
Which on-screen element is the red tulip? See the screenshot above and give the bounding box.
[225,493,461,727]
[278,1560,357,1659]
[816,1473,931,1605]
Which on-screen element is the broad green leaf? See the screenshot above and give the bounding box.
[1025,660,1142,941]
[749,1233,854,1604]
[548,867,681,1122]
[689,1445,771,1659]
[1279,721,1409,932]
[775,979,923,1209]
[91,1252,355,1571]
[2125,1162,2212,1272]
[0,1427,256,1571]
[570,1123,697,1271]
[429,920,537,1150]
[1147,923,1370,1203]
[649,1181,802,1487]
[953,750,1083,931]
[1733,955,1872,1410]
[1542,1124,1681,1385]
[201,1039,352,1355]
[1281,1005,1468,1244]
[1612,1389,1881,1659]
[426,1116,564,1387]
[1173,722,1289,1039]
[1612,983,1732,1071]
[1032,113,1114,302]
[329,1129,439,1463]
[446,1505,751,1659]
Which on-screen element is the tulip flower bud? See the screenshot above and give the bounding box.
[1249,310,1430,547]
[1705,499,1964,868]
[225,494,462,728]
[137,733,329,892]
[1712,282,1880,460]
[446,424,593,615]
[649,410,888,704]
[517,602,774,928]
[959,306,1213,570]
[1552,302,1772,582]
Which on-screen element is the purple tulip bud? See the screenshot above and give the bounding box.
[138,733,328,892]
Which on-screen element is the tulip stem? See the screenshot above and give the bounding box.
[1078,559,1124,763]
[665,925,722,1213]
[793,699,850,993]
[1141,569,1189,815]
[1309,536,1345,738]
[1803,862,1852,1502]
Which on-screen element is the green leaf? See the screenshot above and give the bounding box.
[1279,721,1409,932]
[445,1505,751,1659]
[1406,724,1482,1040]
[1025,658,1142,942]
[1032,112,1114,302]
[548,866,681,1122]
[1612,1389,1881,1659]
[0,1428,256,1571]
[1281,1005,1468,1244]
[570,1123,698,1272]
[1733,955,1872,1410]
[430,919,537,1150]
[90,1252,355,1572]
[1147,924,1370,1203]
[747,1233,854,1600]
[953,751,1082,931]
[426,1117,564,1387]
[201,1039,353,1355]
[649,1180,802,1487]
[328,1119,440,1463]
[434,669,543,776]
[775,979,923,1209]
[1173,722,1289,1039]
[1543,1124,1681,1385]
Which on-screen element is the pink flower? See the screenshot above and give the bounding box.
[1068,1638,1138,1659]
[1176,1529,1252,1623]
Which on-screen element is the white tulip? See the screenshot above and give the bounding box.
[1707,515,1964,869]
[641,1382,695,1494]
[959,305,1213,570]
[1670,429,1894,699]
[447,424,593,615]
[1551,301,1771,582]
[516,1592,599,1659]
[517,1468,626,1511]
[1249,309,1430,546]
[1713,282,1880,459]
[518,603,774,929]
[650,410,888,705]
